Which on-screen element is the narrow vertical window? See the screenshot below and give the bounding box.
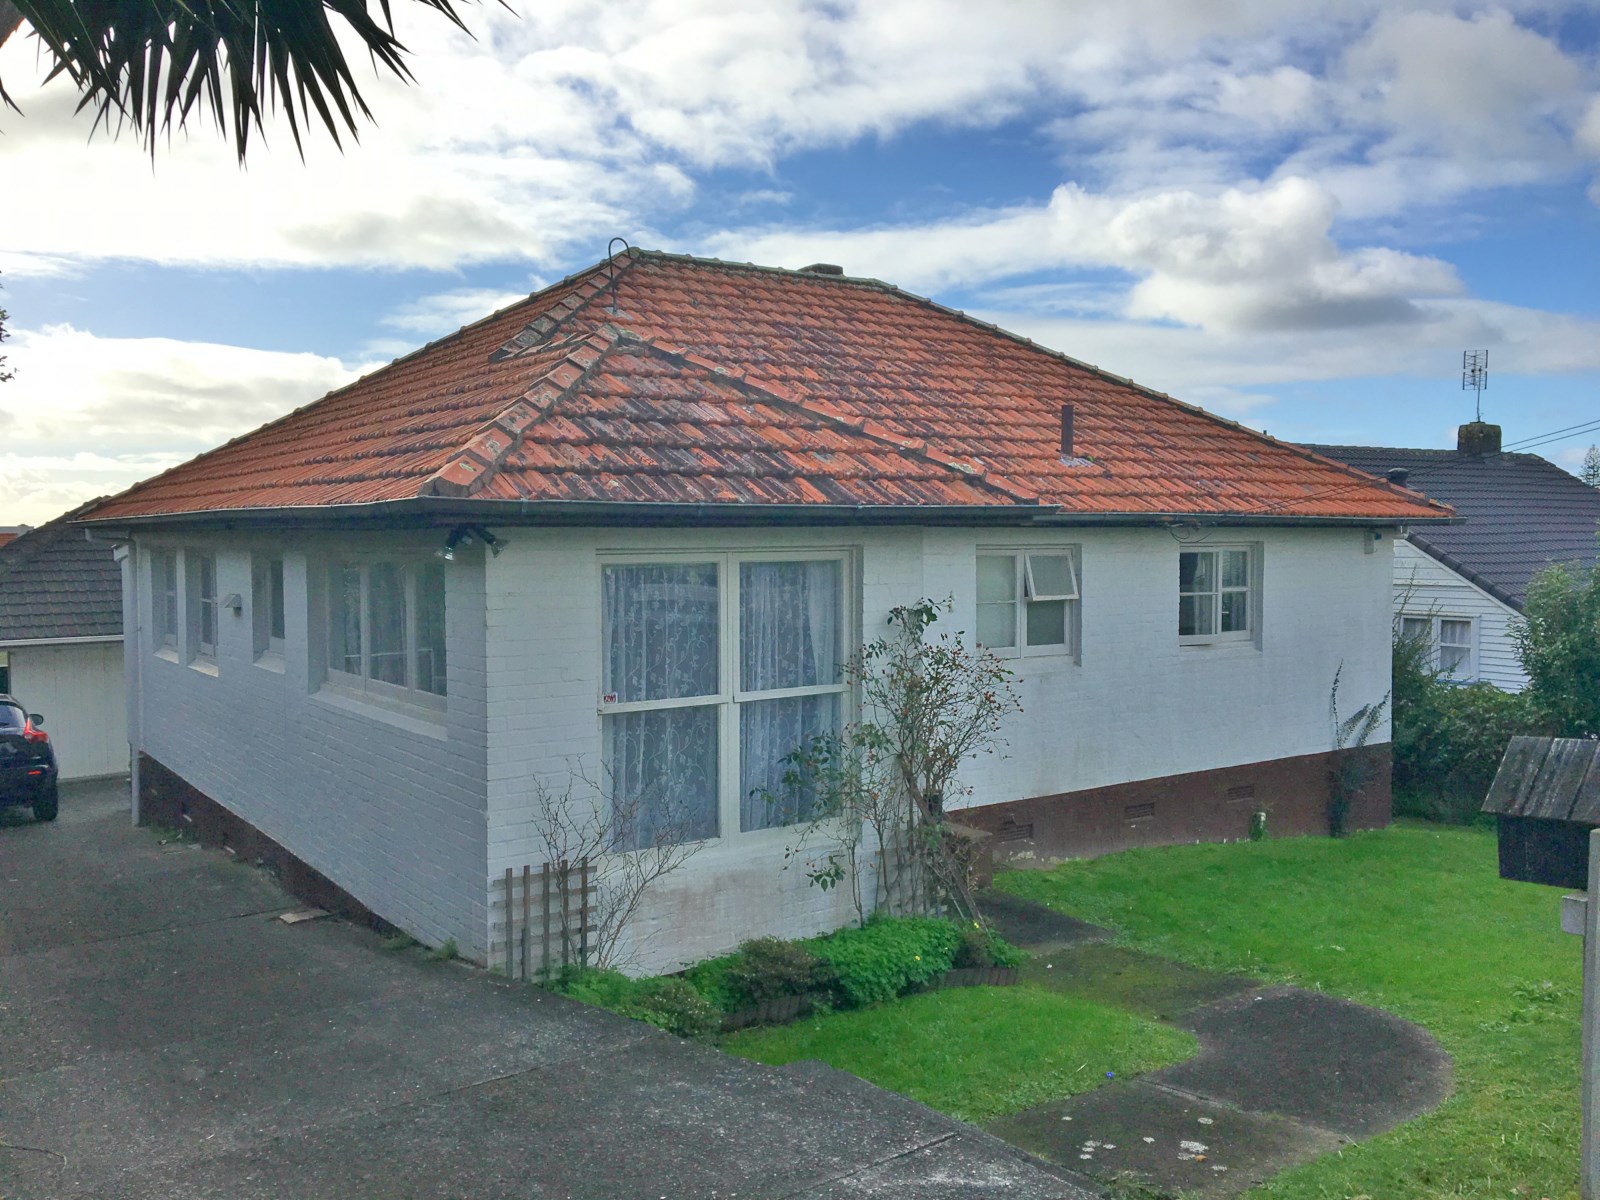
[976,554,1018,650]
[187,552,218,662]
[416,562,447,697]
[601,562,721,849]
[253,557,286,660]
[738,559,845,831]
[153,550,179,652]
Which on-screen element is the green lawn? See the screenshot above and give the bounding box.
[723,984,1197,1123]
[1000,821,1582,1200]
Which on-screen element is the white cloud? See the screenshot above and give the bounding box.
[380,286,539,337]
[1343,9,1582,155]
[6,1,1589,275]
[0,324,360,524]
[708,176,1462,334]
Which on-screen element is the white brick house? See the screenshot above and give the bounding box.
[84,251,1449,972]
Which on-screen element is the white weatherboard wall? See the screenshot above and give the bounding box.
[128,533,490,955]
[485,523,1395,976]
[1393,540,1527,691]
[3,640,126,779]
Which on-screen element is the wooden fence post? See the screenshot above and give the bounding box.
[502,867,514,978]
[540,863,552,982]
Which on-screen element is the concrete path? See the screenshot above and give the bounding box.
[981,893,1452,1198]
[1,782,1094,1200]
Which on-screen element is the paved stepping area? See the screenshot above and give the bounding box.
[978,889,1110,953]
[982,892,1453,1198]
[1020,943,1257,1023]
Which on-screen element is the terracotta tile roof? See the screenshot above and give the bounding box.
[86,252,1448,525]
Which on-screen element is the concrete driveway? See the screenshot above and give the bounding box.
[0,780,1090,1199]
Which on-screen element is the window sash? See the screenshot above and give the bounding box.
[253,557,286,658]
[977,551,1077,655]
[1179,548,1253,642]
[1402,614,1475,679]
[154,551,179,648]
[190,553,219,660]
[325,559,447,710]
[598,551,851,845]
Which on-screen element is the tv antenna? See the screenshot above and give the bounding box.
[1462,349,1488,422]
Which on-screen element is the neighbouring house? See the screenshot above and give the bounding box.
[80,250,1449,973]
[0,527,29,550]
[0,503,128,780]
[1308,426,1600,692]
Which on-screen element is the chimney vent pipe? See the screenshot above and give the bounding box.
[1386,468,1410,487]
[1060,404,1074,459]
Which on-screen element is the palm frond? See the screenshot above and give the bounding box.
[7,0,481,160]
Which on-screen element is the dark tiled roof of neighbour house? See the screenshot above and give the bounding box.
[83,251,1451,526]
[1305,444,1600,610]
[0,501,123,642]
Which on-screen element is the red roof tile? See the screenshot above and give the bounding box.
[86,252,1449,524]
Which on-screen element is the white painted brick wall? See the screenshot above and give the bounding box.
[126,532,489,955]
[1392,540,1527,691]
[484,522,1396,974]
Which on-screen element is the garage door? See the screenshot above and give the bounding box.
[6,641,128,779]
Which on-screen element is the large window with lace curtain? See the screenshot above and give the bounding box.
[600,553,850,850]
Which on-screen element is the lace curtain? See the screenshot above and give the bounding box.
[738,560,841,832]
[600,559,844,846]
[603,563,721,848]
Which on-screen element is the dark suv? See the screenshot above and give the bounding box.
[0,696,58,822]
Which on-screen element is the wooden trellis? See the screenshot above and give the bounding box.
[489,861,597,982]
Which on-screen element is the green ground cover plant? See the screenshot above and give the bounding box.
[998,822,1581,1200]
[549,916,1026,1038]
[724,985,1196,1123]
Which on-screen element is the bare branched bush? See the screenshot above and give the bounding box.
[523,764,704,972]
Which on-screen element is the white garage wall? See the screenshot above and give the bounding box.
[6,640,127,779]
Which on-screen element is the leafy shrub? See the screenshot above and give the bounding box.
[720,937,837,1007]
[550,966,642,1009]
[1517,560,1600,738]
[1392,626,1543,823]
[681,954,742,1014]
[1394,675,1541,823]
[547,967,719,1038]
[953,923,1026,969]
[808,916,962,1008]
[620,976,723,1040]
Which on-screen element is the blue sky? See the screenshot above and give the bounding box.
[2,0,1599,525]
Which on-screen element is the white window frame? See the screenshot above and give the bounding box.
[151,549,179,656]
[1178,545,1257,646]
[324,557,447,713]
[596,548,855,846]
[1400,613,1477,681]
[253,555,286,665]
[186,551,219,665]
[975,549,1080,658]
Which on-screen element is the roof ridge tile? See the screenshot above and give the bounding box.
[489,258,639,363]
[420,328,624,499]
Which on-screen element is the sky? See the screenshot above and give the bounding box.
[1,0,1598,527]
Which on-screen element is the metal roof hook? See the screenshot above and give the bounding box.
[606,237,632,314]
